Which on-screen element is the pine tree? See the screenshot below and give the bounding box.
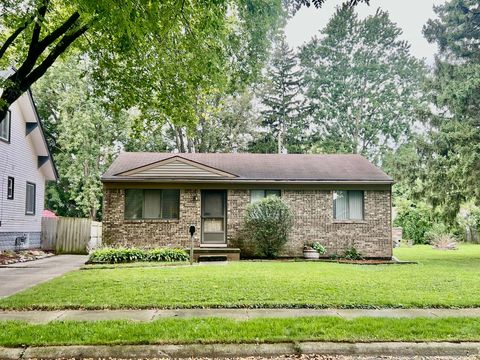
[255,33,304,154]
[300,7,426,162]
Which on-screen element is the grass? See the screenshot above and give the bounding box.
[1,244,479,310]
[1,317,480,347]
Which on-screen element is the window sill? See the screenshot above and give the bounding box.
[332,219,367,224]
[123,219,180,224]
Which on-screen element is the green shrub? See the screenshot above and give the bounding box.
[343,246,363,260]
[394,199,433,244]
[88,247,189,264]
[243,196,293,259]
[424,222,450,244]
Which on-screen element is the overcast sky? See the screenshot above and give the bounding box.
[285,0,447,65]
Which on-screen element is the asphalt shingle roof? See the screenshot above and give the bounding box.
[102,152,393,184]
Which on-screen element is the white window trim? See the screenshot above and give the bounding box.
[0,110,11,143]
[25,182,36,215]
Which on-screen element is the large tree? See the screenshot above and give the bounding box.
[300,7,426,162]
[0,0,285,123]
[0,0,369,123]
[33,57,129,219]
[417,0,480,223]
[255,32,304,154]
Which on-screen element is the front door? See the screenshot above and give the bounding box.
[201,190,226,246]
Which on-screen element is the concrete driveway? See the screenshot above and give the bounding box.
[0,255,87,298]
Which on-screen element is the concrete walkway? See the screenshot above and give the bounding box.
[1,308,480,323]
[0,255,88,298]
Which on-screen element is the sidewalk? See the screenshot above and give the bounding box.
[1,308,480,323]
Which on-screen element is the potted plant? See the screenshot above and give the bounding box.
[303,242,326,259]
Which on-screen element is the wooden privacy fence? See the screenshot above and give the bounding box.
[41,217,102,254]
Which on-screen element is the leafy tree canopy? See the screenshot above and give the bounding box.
[0,0,284,123]
[300,7,427,162]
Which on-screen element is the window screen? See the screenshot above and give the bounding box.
[250,189,281,203]
[0,111,11,142]
[125,189,179,220]
[161,189,180,219]
[25,182,36,215]
[125,189,143,219]
[333,190,364,220]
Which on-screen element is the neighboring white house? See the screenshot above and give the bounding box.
[0,89,57,250]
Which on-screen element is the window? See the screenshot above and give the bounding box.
[333,190,364,220]
[25,182,36,215]
[7,177,14,200]
[0,110,11,142]
[250,189,281,203]
[124,189,180,220]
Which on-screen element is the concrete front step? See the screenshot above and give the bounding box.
[189,247,240,261]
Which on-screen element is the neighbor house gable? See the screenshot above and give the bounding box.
[117,156,237,178]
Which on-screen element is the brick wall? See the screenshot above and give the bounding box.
[103,188,201,248]
[103,186,392,258]
[281,190,392,258]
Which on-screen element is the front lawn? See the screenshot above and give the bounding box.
[1,317,480,346]
[0,245,479,309]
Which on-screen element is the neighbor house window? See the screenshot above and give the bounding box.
[7,177,14,200]
[250,189,281,203]
[333,190,364,220]
[124,189,180,220]
[25,182,36,215]
[0,110,11,142]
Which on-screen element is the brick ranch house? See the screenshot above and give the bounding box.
[102,153,393,259]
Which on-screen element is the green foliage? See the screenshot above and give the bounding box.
[0,0,283,124]
[33,57,130,219]
[381,144,422,199]
[343,246,363,260]
[243,196,293,258]
[424,223,451,244]
[88,247,189,264]
[394,199,433,244]
[300,7,427,162]
[254,31,305,154]
[418,0,480,223]
[311,242,326,255]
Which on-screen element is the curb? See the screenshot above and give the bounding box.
[1,342,479,359]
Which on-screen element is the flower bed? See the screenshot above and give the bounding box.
[0,250,54,265]
[88,247,189,264]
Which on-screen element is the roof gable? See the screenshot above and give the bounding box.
[118,156,237,178]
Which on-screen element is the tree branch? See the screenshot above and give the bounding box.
[23,24,89,89]
[37,11,81,51]
[30,0,49,54]
[0,16,34,60]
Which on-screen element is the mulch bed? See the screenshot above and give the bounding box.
[0,249,54,265]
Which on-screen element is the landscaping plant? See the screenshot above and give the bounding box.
[88,247,189,264]
[312,242,326,255]
[394,199,433,244]
[343,246,363,260]
[244,197,293,258]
